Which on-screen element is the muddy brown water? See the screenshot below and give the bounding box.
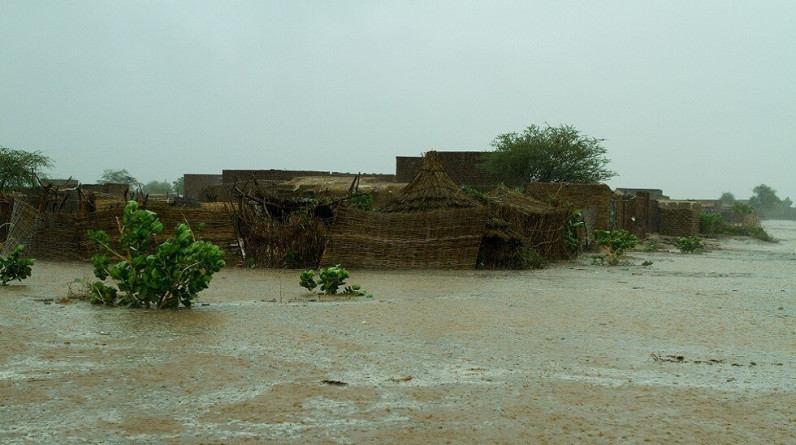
[1,221,794,443]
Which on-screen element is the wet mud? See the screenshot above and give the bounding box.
[1,221,794,443]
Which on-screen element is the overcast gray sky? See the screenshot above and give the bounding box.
[2,0,794,200]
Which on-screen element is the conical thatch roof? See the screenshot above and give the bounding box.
[382,151,480,212]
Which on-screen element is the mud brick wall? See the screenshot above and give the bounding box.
[184,174,224,201]
[658,201,701,236]
[81,183,132,198]
[222,170,394,184]
[647,200,660,234]
[395,152,501,186]
[612,192,649,238]
[525,182,613,233]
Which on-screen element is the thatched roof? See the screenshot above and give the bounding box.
[486,185,561,215]
[382,151,480,212]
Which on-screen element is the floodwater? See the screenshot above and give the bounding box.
[0,221,794,443]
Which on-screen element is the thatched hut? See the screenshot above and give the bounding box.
[227,179,335,268]
[477,186,573,269]
[381,151,480,212]
[322,152,488,269]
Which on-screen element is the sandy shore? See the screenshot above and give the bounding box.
[1,221,794,443]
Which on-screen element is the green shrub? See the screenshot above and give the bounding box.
[87,201,226,308]
[299,269,317,292]
[0,245,35,285]
[300,264,371,297]
[674,236,703,253]
[519,246,549,269]
[731,202,754,215]
[283,249,303,268]
[347,194,373,211]
[699,212,774,242]
[643,241,662,252]
[591,254,620,266]
[699,212,726,235]
[462,186,492,203]
[564,210,584,255]
[593,230,639,257]
[592,230,639,266]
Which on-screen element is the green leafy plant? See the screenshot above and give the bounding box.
[699,212,774,242]
[0,245,35,285]
[564,209,585,253]
[593,230,638,256]
[318,264,350,294]
[299,264,371,297]
[591,254,620,266]
[674,236,704,253]
[348,194,373,211]
[299,269,317,292]
[592,230,639,266]
[643,241,663,252]
[731,202,754,215]
[284,249,304,268]
[462,185,493,203]
[87,201,225,308]
[344,284,367,296]
[519,246,548,269]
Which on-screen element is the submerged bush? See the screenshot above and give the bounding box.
[87,201,225,308]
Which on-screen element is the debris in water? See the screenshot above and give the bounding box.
[321,379,348,386]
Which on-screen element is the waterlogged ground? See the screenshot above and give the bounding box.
[1,221,794,444]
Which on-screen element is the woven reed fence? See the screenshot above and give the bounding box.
[2,200,241,262]
[0,196,14,244]
[236,215,327,268]
[322,207,487,269]
[526,182,613,233]
[1,200,40,257]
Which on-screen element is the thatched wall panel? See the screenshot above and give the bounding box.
[3,202,240,262]
[322,207,487,269]
[526,182,612,233]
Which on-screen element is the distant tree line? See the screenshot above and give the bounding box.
[0,147,184,196]
[719,185,793,219]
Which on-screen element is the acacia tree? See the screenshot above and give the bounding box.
[719,192,736,206]
[142,180,174,194]
[482,124,616,187]
[0,146,53,190]
[749,184,792,218]
[172,176,184,195]
[98,169,140,187]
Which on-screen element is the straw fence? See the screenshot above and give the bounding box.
[1,200,240,262]
[322,207,487,269]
